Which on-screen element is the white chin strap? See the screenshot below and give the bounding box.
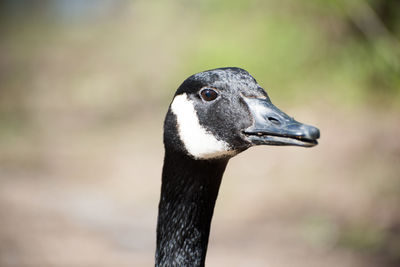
[170,93,235,159]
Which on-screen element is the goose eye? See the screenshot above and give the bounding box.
[200,88,218,101]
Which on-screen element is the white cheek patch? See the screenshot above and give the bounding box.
[170,93,235,159]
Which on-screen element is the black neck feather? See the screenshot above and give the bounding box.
[155,150,228,266]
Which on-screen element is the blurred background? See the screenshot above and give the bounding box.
[0,0,400,266]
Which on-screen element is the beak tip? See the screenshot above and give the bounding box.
[308,126,320,140]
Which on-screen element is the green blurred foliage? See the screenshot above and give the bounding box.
[0,0,399,112]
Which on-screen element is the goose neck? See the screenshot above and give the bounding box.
[156,151,228,266]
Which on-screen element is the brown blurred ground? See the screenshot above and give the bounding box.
[1,103,399,267]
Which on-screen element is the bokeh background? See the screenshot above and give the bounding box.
[1,0,400,266]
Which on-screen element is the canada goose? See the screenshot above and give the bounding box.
[156,67,320,266]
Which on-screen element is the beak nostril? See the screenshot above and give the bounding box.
[267,117,281,126]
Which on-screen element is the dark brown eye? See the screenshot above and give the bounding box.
[200,88,218,101]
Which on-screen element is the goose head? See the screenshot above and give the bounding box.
[164,67,320,160]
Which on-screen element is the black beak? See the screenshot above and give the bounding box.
[243,97,320,147]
